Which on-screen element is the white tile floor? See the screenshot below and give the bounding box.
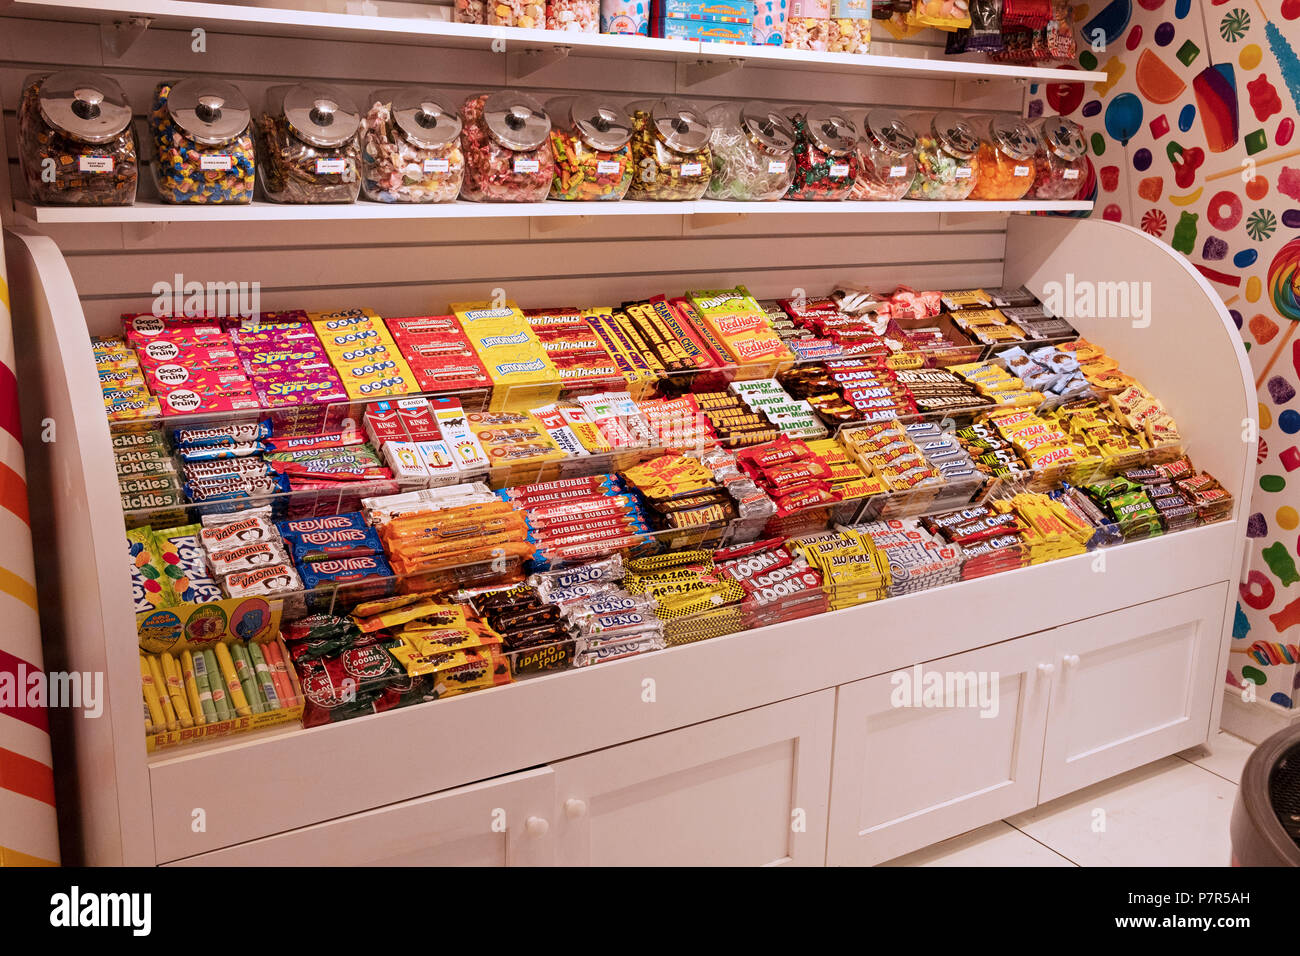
[883,732,1250,867]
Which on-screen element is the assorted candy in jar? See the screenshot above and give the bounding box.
[785,106,858,201]
[149,79,254,204]
[626,98,713,201]
[905,111,980,200]
[256,83,361,203]
[546,0,599,29]
[17,70,138,205]
[361,89,464,203]
[1030,116,1087,200]
[968,114,1038,201]
[546,95,633,201]
[848,108,917,201]
[460,91,555,203]
[488,0,546,26]
[704,102,796,202]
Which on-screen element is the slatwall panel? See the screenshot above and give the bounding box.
[0,8,1025,333]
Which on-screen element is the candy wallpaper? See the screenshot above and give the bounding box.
[1032,0,1300,707]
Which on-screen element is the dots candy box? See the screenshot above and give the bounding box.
[310,308,419,400]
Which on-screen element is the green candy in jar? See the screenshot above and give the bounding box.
[906,111,981,201]
[704,102,796,202]
[785,105,859,201]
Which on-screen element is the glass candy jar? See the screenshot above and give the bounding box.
[969,114,1038,200]
[546,95,633,201]
[785,105,858,201]
[460,91,556,203]
[848,108,917,201]
[256,83,361,203]
[626,98,713,201]
[361,89,464,203]
[1030,116,1087,200]
[149,78,254,204]
[906,110,980,200]
[704,102,796,201]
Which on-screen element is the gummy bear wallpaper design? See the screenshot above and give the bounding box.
[1032,0,1300,708]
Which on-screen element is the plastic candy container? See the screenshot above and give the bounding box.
[460,92,555,203]
[848,108,917,201]
[256,83,361,203]
[905,111,980,200]
[17,70,137,205]
[626,98,713,201]
[361,90,464,203]
[546,95,633,201]
[1030,116,1086,200]
[547,0,599,29]
[785,106,858,201]
[968,114,1038,200]
[489,0,546,25]
[704,102,796,201]
[452,0,487,21]
[149,79,254,204]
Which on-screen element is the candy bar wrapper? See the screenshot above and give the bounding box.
[128,527,177,612]
[151,524,224,604]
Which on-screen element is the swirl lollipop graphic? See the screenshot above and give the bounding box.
[1254,238,1300,387]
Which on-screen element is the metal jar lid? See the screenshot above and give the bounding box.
[278,83,360,149]
[1039,116,1086,161]
[987,114,1039,161]
[864,108,916,157]
[482,91,551,151]
[385,88,461,150]
[36,70,133,144]
[648,98,711,154]
[741,103,796,155]
[932,111,980,159]
[799,105,858,157]
[164,78,250,145]
[564,95,632,152]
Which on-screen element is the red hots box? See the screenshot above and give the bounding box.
[363,397,442,448]
[385,315,492,393]
[525,307,626,390]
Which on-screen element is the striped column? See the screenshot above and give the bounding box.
[0,245,58,866]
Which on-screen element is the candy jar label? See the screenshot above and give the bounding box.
[78,156,114,173]
[423,158,450,173]
[596,160,622,174]
[315,158,346,174]
[1063,169,1080,179]
[1014,165,1030,177]
[888,165,908,177]
[200,155,234,171]
[955,167,972,179]
[513,158,540,173]
[829,163,850,177]
[768,160,788,173]
[681,162,702,176]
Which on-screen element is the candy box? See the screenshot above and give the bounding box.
[651,16,752,38]
[144,363,253,394]
[255,377,350,408]
[307,307,385,334]
[158,387,262,417]
[364,397,442,447]
[431,399,491,475]
[654,0,756,19]
[136,339,241,370]
[137,592,283,654]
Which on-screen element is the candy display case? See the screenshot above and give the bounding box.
[0,6,1249,869]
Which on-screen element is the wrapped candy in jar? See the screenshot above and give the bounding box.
[625,98,713,201]
[361,89,464,203]
[452,0,487,21]
[785,106,858,201]
[546,95,632,201]
[905,111,980,200]
[704,102,796,202]
[149,79,254,204]
[17,70,137,205]
[848,108,917,201]
[256,83,361,203]
[968,114,1038,200]
[1030,116,1087,200]
[547,0,599,30]
[460,91,555,203]
[487,0,545,26]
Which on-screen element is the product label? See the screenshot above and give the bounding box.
[423,158,451,173]
[1013,165,1031,177]
[767,160,788,174]
[201,154,234,171]
[888,165,908,178]
[829,163,851,178]
[315,158,347,175]
[680,162,702,176]
[596,160,622,175]
[78,156,114,173]
[1063,169,1080,180]
[513,158,540,173]
[955,167,973,179]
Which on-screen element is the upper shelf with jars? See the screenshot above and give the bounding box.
[2,0,1109,84]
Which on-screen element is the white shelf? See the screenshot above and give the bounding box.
[16,197,1094,223]
[4,0,1110,83]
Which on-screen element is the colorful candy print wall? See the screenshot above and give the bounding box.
[0,249,57,865]
[1031,0,1300,709]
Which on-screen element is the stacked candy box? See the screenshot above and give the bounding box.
[123,313,261,417]
[309,308,420,402]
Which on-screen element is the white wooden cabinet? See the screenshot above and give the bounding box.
[552,691,835,866]
[1037,584,1228,802]
[166,768,557,867]
[826,632,1054,866]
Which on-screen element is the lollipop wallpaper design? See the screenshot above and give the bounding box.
[1035,0,1300,707]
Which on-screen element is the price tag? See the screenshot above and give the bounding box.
[767,160,788,174]
[955,167,973,179]
[1013,165,1030,177]
[829,163,851,178]
[1063,169,1080,180]
[200,155,233,171]
[315,159,346,174]
[513,158,540,173]
[423,158,450,173]
[78,156,114,173]
[888,165,908,178]
[680,162,702,176]
[596,160,622,175]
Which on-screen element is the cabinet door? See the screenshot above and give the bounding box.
[165,768,555,866]
[827,632,1055,866]
[1038,584,1226,802]
[551,690,834,866]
